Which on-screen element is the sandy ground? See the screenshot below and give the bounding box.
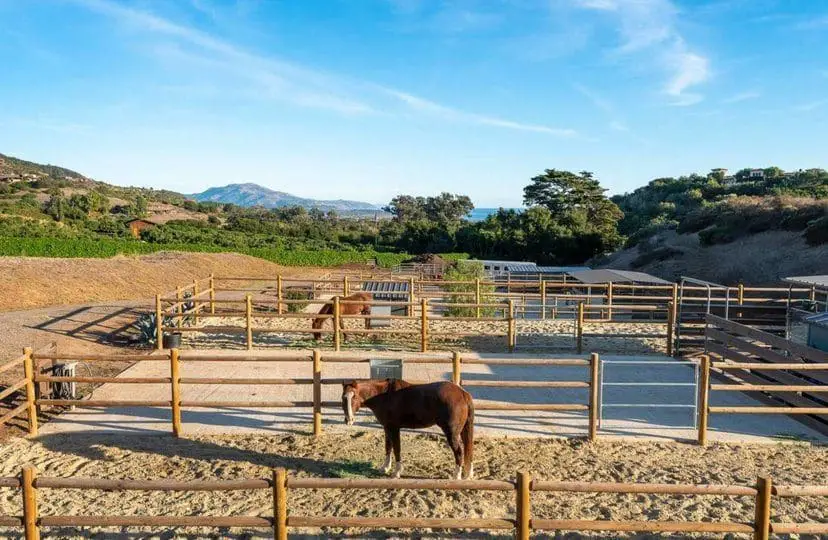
[184,314,669,355]
[0,432,825,538]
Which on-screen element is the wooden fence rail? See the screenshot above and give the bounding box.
[16,349,599,441]
[158,293,674,354]
[696,315,828,444]
[2,468,825,539]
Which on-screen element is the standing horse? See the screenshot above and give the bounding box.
[312,292,372,341]
[341,379,474,479]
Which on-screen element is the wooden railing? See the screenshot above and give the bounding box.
[22,349,599,440]
[2,468,825,538]
[697,315,828,443]
[156,292,674,354]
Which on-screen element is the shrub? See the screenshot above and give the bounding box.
[443,261,495,317]
[284,289,311,313]
[804,216,828,246]
[132,313,174,346]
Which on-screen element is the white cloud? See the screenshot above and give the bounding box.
[70,0,576,136]
[664,46,710,102]
[380,89,578,137]
[575,0,710,105]
[792,99,828,113]
[722,91,761,104]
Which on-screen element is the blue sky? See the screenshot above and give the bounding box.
[1,0,827,207]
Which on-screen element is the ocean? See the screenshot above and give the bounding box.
[467,208,522,222]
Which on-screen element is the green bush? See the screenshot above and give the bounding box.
[442,261,495,317]
[284,289,311,313]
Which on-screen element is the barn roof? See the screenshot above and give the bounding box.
[361,281,410,295]
[505,264,590,274]
[566,269,672,285]
[784,275,828,288]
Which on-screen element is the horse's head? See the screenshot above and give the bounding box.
[341,381,362,426]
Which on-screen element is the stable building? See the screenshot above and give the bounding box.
[361,280,410,327]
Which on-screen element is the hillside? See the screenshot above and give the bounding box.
[191,183,382,213]
[597,229,827,285]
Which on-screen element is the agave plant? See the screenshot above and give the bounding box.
[132,313,175,346]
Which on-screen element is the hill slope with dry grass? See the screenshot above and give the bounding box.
[597,229,827,285]
[0,252,324,312]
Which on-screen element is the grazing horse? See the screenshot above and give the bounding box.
[341,379,474,479]
[312,292,372,341]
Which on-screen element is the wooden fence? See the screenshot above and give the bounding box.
[2,467,826,538]
[696,314,828,444]
[157,291,675,354]
[6,349,599,440]
[155,274,822,355]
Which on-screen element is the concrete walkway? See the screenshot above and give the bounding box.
[38,353,826,444]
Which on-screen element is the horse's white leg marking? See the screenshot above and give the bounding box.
[344,391,354,426]
[382,454,393,474]
[392,462,403,478]
[454,465,462,480]
[463,463,474,480]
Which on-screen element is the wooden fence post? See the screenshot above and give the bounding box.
[155,294,164,350]
[452,352,461,385]
[738,283,745,305]
[576,301,585,354]
[276,274,283,315]
[246,294,253,350]
[666,301,675,357]
[343,276,350,296]
[334,297,342,352]
[753,476,772,540]
[516,470,531,540]
[23,348,38,437]
[508,300,516,352]
[274,468,288,540]
[192,279,199,326]
[475,278,481,319]
[170,349,182,437]
[22,466,39,540]
[313,350,322,436]
[420,298,429,353]
[541,279,547,320]
[589,352,599,442]
[607,282,614,320]
[176,286,183,328]
[698,354,710,447]
[209,274,215,315]
[408,277,415,317]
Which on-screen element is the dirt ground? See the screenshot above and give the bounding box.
[0,252,321,312]
[0,431,825,538]
[187,314,668,355]
[0,253,333,440]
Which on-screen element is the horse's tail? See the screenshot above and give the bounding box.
[461,392,474,478]
[312,301,333,340]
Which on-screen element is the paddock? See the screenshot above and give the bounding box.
[33,351,827,444]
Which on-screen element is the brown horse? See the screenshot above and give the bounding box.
[312,292,372,341]
[341,379,474,479]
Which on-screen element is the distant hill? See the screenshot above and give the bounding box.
[190,183,381,213]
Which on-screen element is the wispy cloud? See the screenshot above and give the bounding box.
[381,89,578,137]
[573,83,630,132]
[792,99,828,113]
[69,0,576,136]
[575,0,711,106]
[722,91,761,104]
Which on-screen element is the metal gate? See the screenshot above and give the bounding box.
[598,358,700,428]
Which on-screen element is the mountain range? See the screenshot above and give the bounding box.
[190,183,381,212]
